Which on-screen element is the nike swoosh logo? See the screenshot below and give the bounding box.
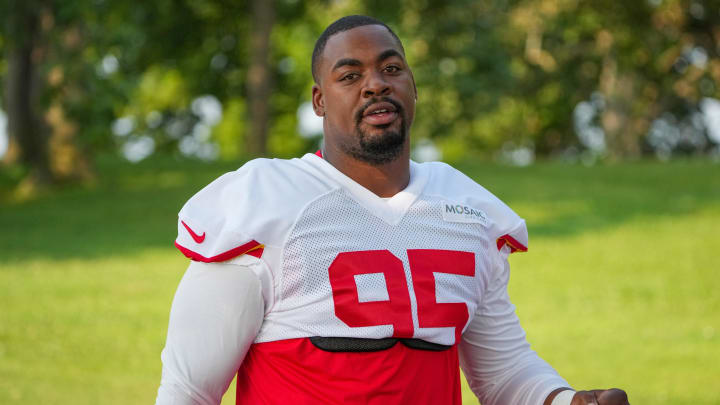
[181,220,206,244]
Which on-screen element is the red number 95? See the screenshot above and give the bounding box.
[328,249,475,344]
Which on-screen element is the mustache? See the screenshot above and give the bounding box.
[354,97,404,124]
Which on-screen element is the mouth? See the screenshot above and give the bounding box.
[360,100,400,127]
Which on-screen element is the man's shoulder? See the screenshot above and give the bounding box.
[175,155,334,262]
[232,155,330,188]
[420,161,505,206]
[419,161,528,251]
[189,155,332,206]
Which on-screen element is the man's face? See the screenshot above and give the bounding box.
[312,25,416,164]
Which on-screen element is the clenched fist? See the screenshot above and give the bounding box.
[572,389,629,405]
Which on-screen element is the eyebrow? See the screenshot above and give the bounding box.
[377,49,403,63]
[331,49,405,72]
[332,58,362,72]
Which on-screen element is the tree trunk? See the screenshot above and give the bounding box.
[4,3,53,184]
[246,0,275,156]
[599,52,640,159]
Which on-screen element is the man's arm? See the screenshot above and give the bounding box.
[155,261,264,405]
[459,247,629,405]
[458,247,570,405]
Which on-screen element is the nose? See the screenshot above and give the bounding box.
[362,71,391,98]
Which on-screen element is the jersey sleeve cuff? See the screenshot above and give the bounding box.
[175,240,265,263]
[496,233,528,253]
[551,389,576,405]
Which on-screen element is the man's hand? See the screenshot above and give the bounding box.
[545,388,629,405]
[571,389,629,405]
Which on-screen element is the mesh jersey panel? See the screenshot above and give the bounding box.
[255,189,495,347]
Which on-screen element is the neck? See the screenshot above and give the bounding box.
[322,143,411,198]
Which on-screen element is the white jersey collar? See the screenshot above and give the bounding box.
[302,153,430,225]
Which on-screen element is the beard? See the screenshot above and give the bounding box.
[343,97,408,165]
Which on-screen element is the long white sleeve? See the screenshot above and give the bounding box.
[459,247,570,405]
[155,260,264,405]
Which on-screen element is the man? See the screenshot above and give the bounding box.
[156,15,629,405]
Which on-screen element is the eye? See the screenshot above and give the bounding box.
[340,72,359,81]
[383,65,401,73]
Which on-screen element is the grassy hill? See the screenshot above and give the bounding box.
[1,155,719,404]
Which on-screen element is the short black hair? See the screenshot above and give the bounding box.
[312,15,404,83]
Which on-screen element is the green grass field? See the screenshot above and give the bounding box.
[1,156,719,404]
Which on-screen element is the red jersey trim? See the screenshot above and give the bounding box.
[496,234,528,253]
[315,149,323,158]
[175,240,264,262]
[236,337,462,405]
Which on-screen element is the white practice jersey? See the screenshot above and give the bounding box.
[163,152,569,405]
[176,153,528,346]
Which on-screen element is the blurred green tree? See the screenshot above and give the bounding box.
[2,0,719,193]
[1,0,81,188]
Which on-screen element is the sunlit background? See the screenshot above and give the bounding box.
[1,1,719,404]
[3,0,720,179]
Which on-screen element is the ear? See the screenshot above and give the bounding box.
[410,72,418,101]
[312,84,325,116]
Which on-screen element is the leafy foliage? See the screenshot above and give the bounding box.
[2,0,720,182]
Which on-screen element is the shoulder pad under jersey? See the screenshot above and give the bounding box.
[422,161,528,254]
[175,157,332,262]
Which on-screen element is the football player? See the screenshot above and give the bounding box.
[156,15,630,405]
